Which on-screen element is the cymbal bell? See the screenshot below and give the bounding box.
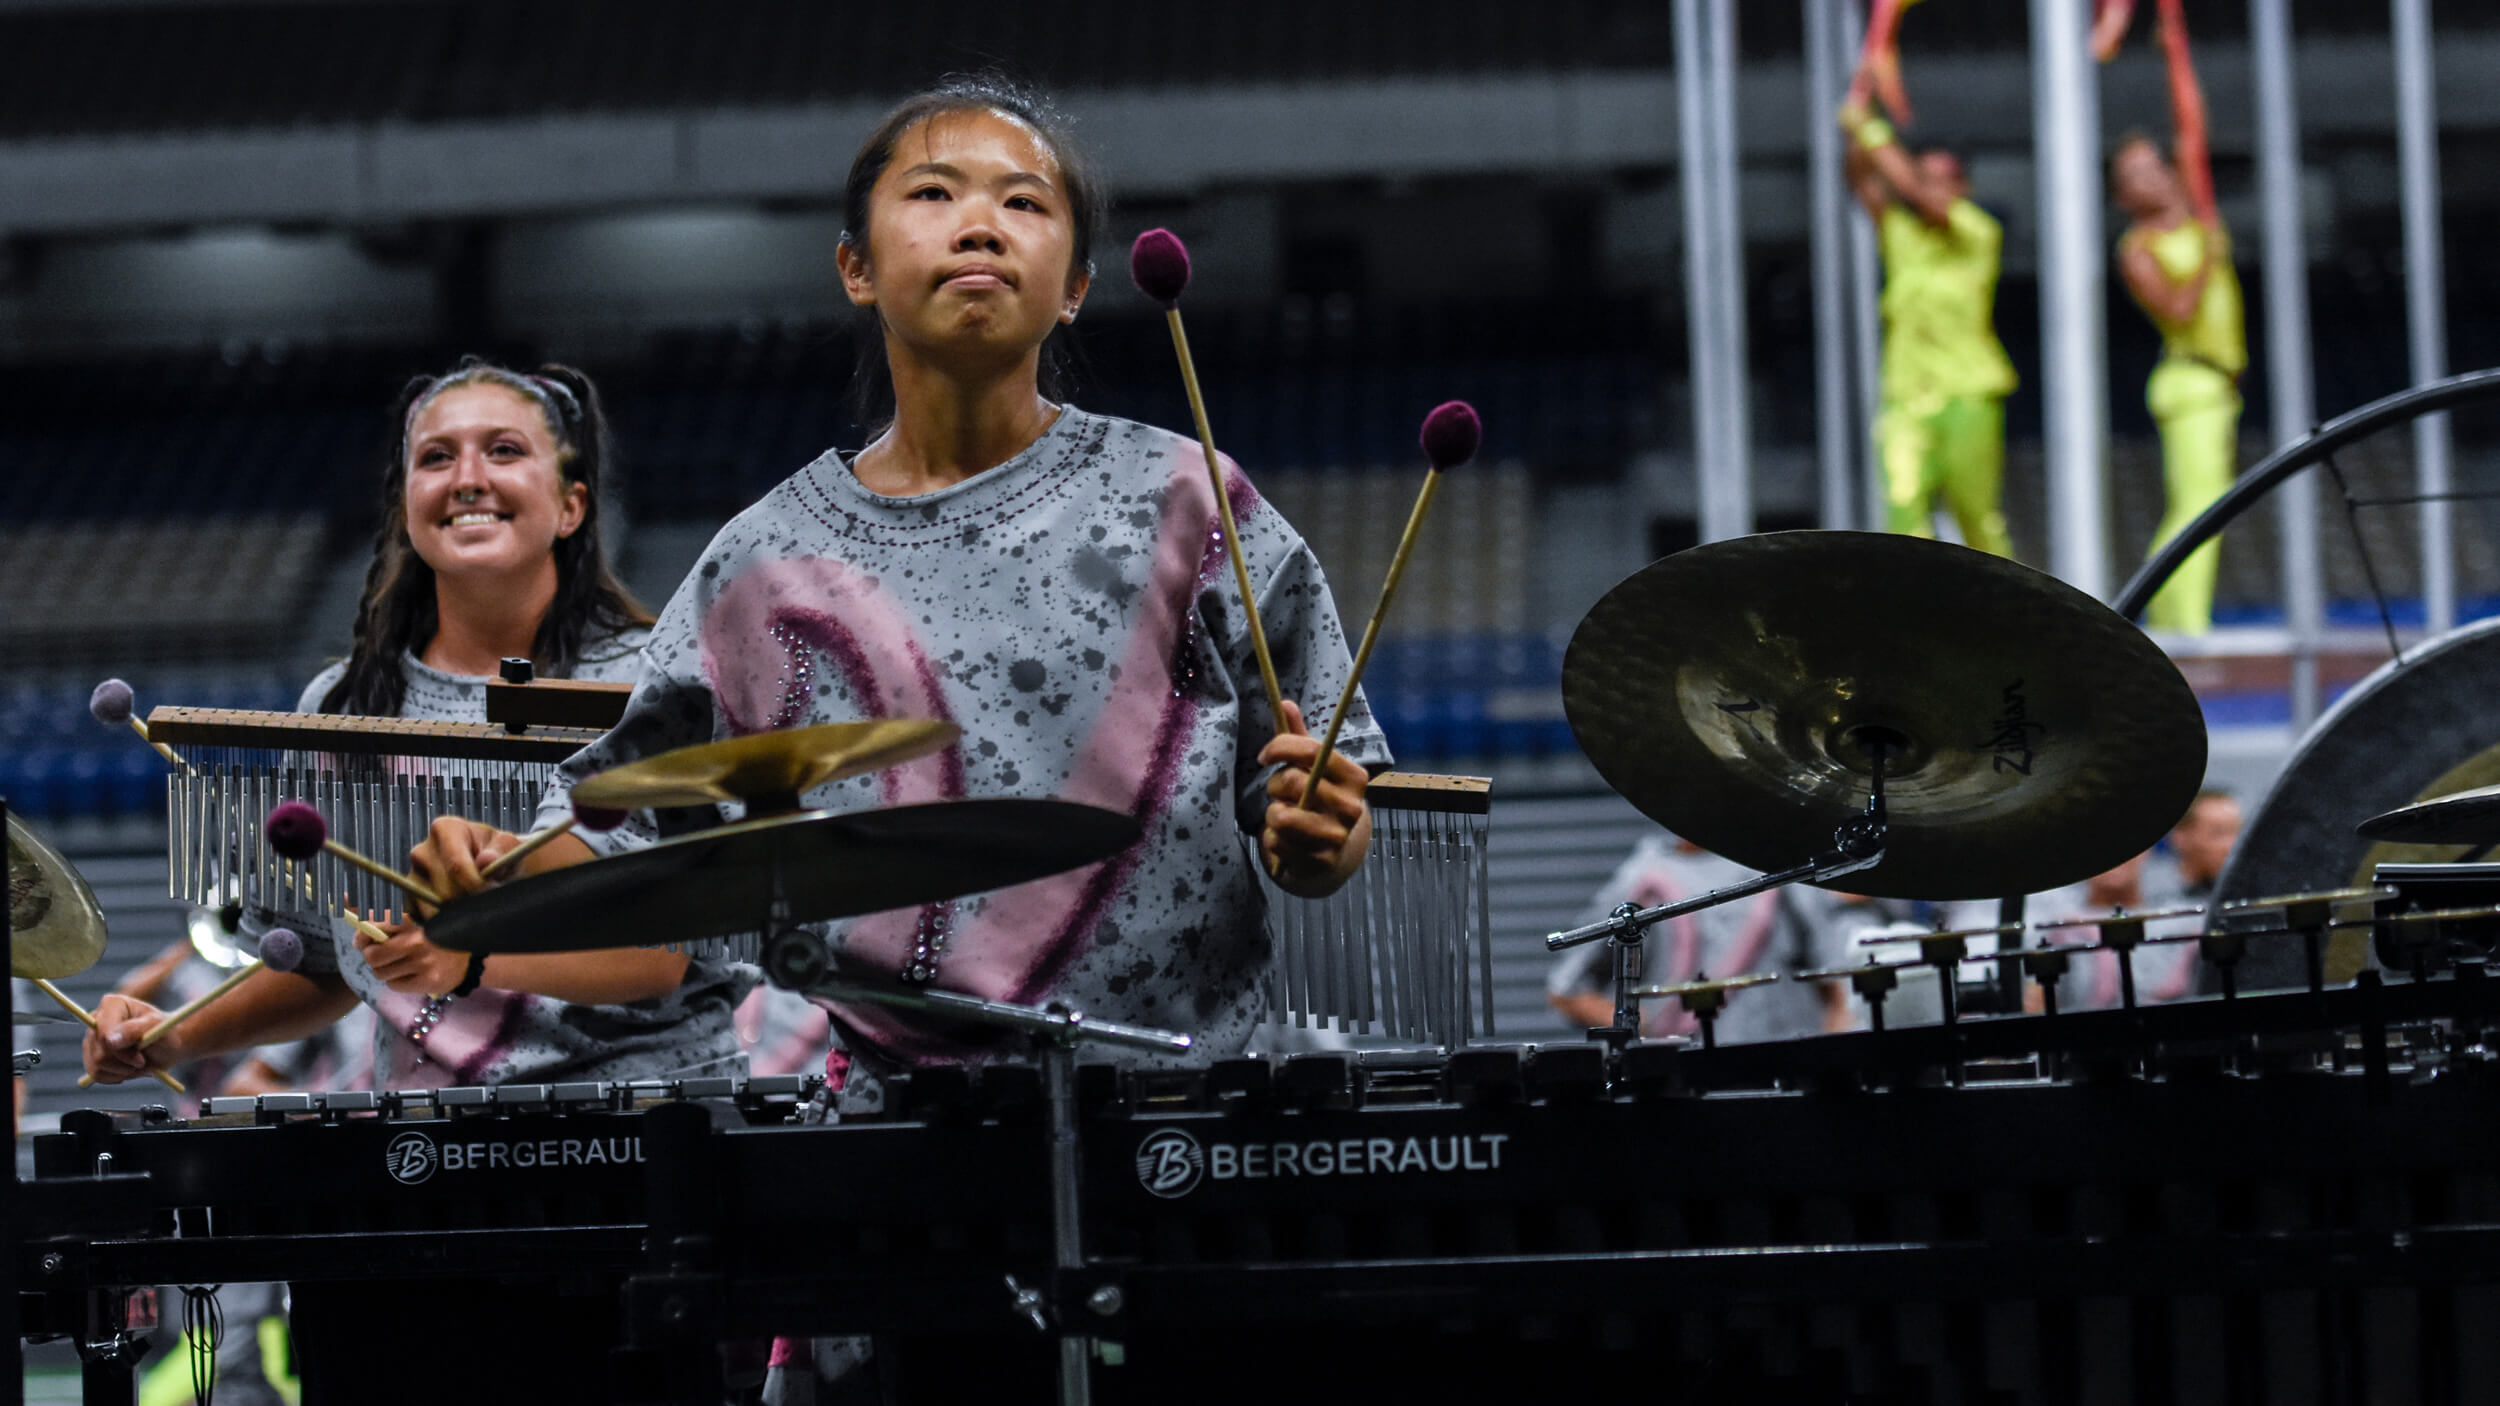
[2357,783,2500,845]
[1560,532,2206,900]
[7,812,109,980]
[426,798,1141,955]
[571,719,960,815]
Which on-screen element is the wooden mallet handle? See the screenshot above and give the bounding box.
[478,817,575,884]
[1299,401,1481,810]
[1130,228,1289,730]
[473,802,622,885]
[135,961,263,1052]
[266,802,444,911]
[48,979,186,1094]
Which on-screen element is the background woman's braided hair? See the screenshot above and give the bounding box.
[323,357,653,716]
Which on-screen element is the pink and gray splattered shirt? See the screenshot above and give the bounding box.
[539,408,1390,1099]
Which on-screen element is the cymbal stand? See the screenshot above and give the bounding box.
[790,974,1189,1406]
[1546,736,1893,1067]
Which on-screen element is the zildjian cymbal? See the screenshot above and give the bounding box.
[571,719,961,816]
[1560,531,2207,900]
[2357,782,2500,845]
[7,811,108,979]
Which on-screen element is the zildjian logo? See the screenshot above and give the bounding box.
[1982,680,2046,776]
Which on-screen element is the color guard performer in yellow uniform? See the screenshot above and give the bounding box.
[1841,94,2020,559]
[2108,0,2246,635]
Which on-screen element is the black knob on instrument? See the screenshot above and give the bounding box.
[498,657,535,684]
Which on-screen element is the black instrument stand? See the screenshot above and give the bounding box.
[782,967,1190,1406]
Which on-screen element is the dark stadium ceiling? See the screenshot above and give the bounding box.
[0,0,2477,144]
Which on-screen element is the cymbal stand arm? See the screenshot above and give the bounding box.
[1545,823,1888,955]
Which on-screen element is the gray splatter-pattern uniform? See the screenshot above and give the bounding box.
[287,638,750,1087]
[536,409,1390,1103]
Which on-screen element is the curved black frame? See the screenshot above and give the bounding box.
[2110,366,2500,623]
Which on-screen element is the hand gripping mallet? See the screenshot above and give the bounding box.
[1129,228,1288,730]
[132,927,304,1055]
[1298,401,1481,809]
[48,980,186,1093]
[476,800,628,884]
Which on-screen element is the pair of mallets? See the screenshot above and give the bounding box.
[1128,228,1481,808]
[67,929,304,1090]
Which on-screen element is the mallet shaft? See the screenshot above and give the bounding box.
[123,715,186,771]
[478,817,576,884]
[325,839,443,911]
[137,961,265,1051]
[1299,469,1446,808]
[1164,306,1288,729]
[46,979,186,1093]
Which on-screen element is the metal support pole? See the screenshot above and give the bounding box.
[2252,0,2323,725]
[1678,0,1752,542]
[2030,0,2111,599]
[1807,0,1856,530]
[2393,0,2454,634]
[1839,0,1885,530]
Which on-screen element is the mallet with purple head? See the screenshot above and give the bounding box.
[1297,401,1483,809]
[1128,227,1287,729]
[136,928,306,1052]
[90,677,189,771]
[477,796,629,884]
[266,801,444,911]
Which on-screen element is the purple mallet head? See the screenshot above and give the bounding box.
[1128,228,1191,305]
[1419,400,1482,472]
[89,678,135,727]
[572,801,628,833]
[265,801,328,861]
[257,927,304,974]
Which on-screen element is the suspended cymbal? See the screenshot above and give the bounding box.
[571,720,961,815]
[7,812,109,979]
[2357,783,2500,845]
[1560,532,2206,900]
[426,798,1140,954]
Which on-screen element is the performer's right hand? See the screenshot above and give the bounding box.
[410,816,520,910]
[83,994,173,1085]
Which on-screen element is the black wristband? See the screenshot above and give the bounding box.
[448,950,487,999]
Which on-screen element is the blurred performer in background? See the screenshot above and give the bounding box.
[85,359,741,1096]
[1840,63,2020,559]
[2107,0,2246,635]
[1548,835,1850,1043]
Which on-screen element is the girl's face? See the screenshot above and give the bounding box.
[838,107,1089,374]
[402,382,586,582]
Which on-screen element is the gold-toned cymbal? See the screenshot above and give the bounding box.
[7,812,108,980]
[1560,532,2207,900]
[571,719,961,815]
[2357,783,2500,845]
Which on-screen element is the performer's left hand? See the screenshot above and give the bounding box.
[1259,700,1373,898]
[356,919,471,999]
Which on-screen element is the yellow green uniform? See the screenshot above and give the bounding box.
[2128,218,2246,635]
[1876,199,2020,559]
